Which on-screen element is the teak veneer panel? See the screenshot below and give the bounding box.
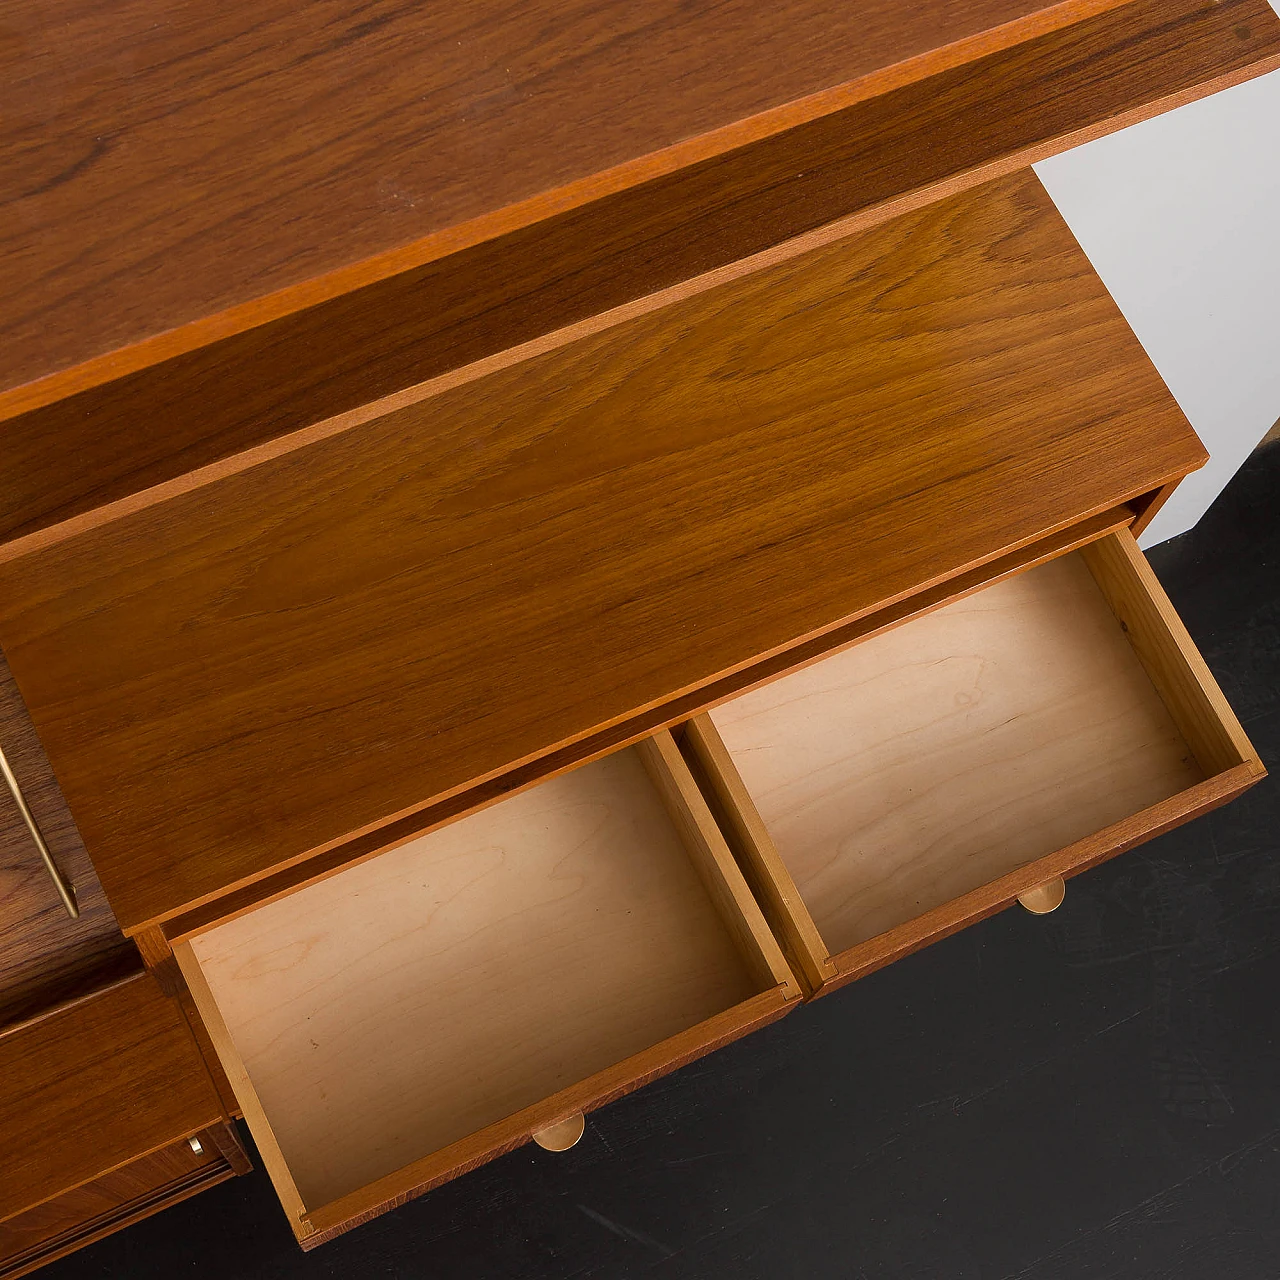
[707,552,1204,955]
[0,648,136,1025]
[0,973,225,1222]
[180,742,785,1222]
[157,503,1137,948]
[0,172,1208,933]
[0,0,1134,403]
[2,0,1276,544]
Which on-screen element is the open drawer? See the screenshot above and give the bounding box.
[682,529,1264,995]
[174,731,798,1246]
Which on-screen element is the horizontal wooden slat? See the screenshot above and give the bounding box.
[2,0,1275,544]
[0,172,1207,933]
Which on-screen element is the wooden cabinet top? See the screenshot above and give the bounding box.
[0,0,1276,551]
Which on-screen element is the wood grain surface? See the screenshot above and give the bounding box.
[157,503,1137,949]
[0,972,225,1222]
[0,647,136,1026]
[709,552,1204,954]
[0,0,1131,403]
[184,746,760,1211]
[0,1125,244,1278]
[0,172,1207,933]
[2,0,1275,544]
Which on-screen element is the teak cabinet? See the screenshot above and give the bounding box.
[2,0,1278,1264]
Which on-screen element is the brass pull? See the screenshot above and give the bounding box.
[1018,876,1065,915]
[532,1112,585,1152]
[0,741,79,919]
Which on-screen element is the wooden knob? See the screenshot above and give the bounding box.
[1018,876,1065,914]
[532,1112,585,1152]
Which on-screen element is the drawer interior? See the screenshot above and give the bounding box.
[687,530,1261,988]
[176,732,795,1239]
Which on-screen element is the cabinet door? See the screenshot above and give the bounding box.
[0,649,135,1027]
[0,1125,248,1279]
[0,973,227,1223]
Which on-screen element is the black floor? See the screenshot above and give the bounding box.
[47,445,1280,1280]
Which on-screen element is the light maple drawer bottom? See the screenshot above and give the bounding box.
[683,529,1264,995]
[175,732,797,1247]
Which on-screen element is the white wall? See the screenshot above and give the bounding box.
[1035,53,1280,547]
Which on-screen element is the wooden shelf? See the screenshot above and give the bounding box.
[0,0,1158,401]
[0,171,1210,934]
[1,0,1276,544]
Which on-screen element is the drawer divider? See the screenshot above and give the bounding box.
[680,716,835,994]
[637,732,801,1001]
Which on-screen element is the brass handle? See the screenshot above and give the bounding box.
[1018,876,1065,915]
[532,1112,585,1151]
[0,741,79,919]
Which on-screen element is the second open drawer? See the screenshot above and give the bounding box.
[682,529,1264,995]
[174,731,798,1246]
